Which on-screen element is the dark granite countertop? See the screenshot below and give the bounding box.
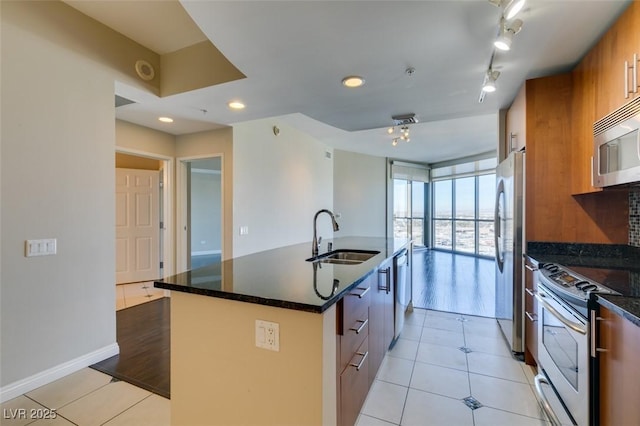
[596,295,640,327]
[527,242,640,325]
[155,236,410,314]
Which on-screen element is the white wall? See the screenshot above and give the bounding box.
[233,119,334,257]
[1,1,123,394]
[190,171,222,253]
[333,150,387,237]
[176,128,233,259]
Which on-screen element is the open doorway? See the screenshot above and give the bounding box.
[114,149,173,310]
[177,155,223,272]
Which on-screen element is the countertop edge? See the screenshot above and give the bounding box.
[155,240,409,314]
[595,295,640,327]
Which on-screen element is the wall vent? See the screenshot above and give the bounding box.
[594,97,640,136]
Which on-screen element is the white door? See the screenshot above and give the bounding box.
[115,168,160,284]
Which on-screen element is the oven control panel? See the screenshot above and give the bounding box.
[539,263,619,302]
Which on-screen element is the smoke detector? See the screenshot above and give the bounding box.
[391,113,418,126]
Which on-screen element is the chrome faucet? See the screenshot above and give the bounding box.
[312,209,339,257]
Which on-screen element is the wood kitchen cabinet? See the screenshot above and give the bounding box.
[336,276,372,426]
[595,301,640,426]
[368,258,394,386]
[571,1,639,195]
[514,72,629,244]
[591,1,640,121]
[523,256,538,367]
[505,83,526,155]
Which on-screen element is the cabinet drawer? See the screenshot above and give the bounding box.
[342,283,371,335]
[339,308,369,372]
[339,337,369,426]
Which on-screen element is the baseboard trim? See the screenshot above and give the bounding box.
[0,343,119,403]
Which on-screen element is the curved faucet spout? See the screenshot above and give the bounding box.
[312,209,340,256]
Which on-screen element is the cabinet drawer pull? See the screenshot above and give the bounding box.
[525,311,538,322]
[349,286,370,298]
[350,351,369,371]
[525,288,535,297]
[525,264,538,272]
[350,318,368,334]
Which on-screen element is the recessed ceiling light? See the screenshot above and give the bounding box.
[158,117,173,123]
[342,76,365,88]
[228,100,246,110]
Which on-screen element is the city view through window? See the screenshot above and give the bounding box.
[393,173,495,258]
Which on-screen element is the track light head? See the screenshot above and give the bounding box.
[494,18,523,51]
[504,0,526,19]
[489,0,526,20]
[482,69,500,93]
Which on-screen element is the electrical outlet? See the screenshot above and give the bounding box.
[239,226,249,236]
[255,320,279,351]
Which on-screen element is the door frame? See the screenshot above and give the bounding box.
[176,153,225,273]
[115,147,175,278]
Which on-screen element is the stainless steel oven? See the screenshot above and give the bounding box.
[535,281,588,426]
[533,263,620,425]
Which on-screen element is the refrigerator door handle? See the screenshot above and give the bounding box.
[494,179,505,272]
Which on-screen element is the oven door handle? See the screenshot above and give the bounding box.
[535,291,587,335]
[534,374,563,426]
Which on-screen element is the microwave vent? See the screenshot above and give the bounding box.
[594,97,640,136]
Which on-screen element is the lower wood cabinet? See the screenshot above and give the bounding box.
[596,302,640,426]
[524,256,538,366]
[339,336,369,426]
[336,258,395,426]
[368,259,394,386]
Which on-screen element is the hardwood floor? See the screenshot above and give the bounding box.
[412,248,496,318]
[91,297,170,398]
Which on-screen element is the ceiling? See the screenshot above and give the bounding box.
[66,0,631,164]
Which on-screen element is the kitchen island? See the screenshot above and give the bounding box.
[155,236,409,426]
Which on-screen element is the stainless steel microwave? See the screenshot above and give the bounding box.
[593,107,640,188]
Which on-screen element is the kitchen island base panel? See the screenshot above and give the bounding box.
[170,291,337,426]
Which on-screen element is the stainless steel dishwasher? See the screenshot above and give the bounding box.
[393,248,409,341]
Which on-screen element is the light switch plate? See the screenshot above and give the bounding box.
[255,319,279,351]
[25,239,57,257]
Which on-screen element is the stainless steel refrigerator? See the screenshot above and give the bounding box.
[494,150,525,355]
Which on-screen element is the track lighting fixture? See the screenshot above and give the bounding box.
[482,69,500,93]
[387,114,417,146]
[495,17,523,51]
[489,0,526,20]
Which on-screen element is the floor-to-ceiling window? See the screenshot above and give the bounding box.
[431,157,497,257]
[391,162,429,247]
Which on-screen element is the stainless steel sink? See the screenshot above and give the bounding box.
[307,249,380,265]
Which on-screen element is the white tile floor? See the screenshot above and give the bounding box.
[0,369,170,426]
[115,281,166,311]
[357,308,551,426]
[1,308,550,426]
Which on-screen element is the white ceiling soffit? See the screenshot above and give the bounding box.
[64,0,207,54]
[75,1,631,163]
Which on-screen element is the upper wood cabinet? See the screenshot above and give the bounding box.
[589,1,640,121]
[511,73,629,244]
[506,84,527,153]
[571,2,639,195]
